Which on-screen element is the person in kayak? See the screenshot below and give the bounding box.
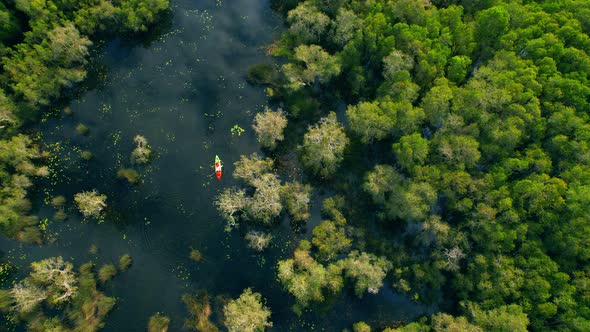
[215,155,223,180]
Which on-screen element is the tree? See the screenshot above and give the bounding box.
[331,8,360,47]
[215,188,249,229]
[252,108,288,149]
[431,313,482,332]
[233,153,274,185]
[353,321,372,332]
[466,303,529,332]
[283,45,341,88]
[245,231,272,252]
[47,24,92,65]
[339,251,392,297]
[281,181,312,222]
[287,2,330,43]
[300,112,349,177]
[383,50,415,82]
[10,281,46,313]
[475,6,510,53]
[182,291,220,332]
[312,220,351,261]
[277,241,343,313]
[223,288,272,332]
[131,135,151,164]
[98,264,118,283]
[435,134,481,170]
[148,313,170,332]
[393,133,430,172]
[247,173,283,223]
[29,256,77,305]
[119,255,132,271]
[346,101,396,143]
[74,190,107,218]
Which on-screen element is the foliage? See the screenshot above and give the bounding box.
[283,45,341,89]
[98,264,117,283]
[74,190,107,219]
[117,168,140,184]
[281,181,312,222]
[277,241,343,314]
[1,257,120,331]
[252,108,288,149]
[268,0,590,329]
[75,123,89,136]
[299,112,349,178]
[190,249,203,262]
[182,291,220,332]
[0,135,47,242]
[148,313,170,332]
[131,135,152,164]
[245,231,272,252]
[338,251,392,297]
[223,288,272,332]
[119,255,132,271]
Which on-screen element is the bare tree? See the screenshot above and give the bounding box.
[215,188,249,229]
[11,281,47,313]
[442,246,466,271]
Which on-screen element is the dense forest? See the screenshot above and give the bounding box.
[239,0,590,330]
[1,0,590,331]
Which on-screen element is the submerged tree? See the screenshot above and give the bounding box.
[339,251,392,297]
[252,108,288,149]
[245,231,273,252]
[223,288,272,332]
[277,241,343,314]
[247,173,283,224]
[131,135,152,164]
[74,190,107,218]
[282,181,312,222]
[287,2,330,43]
[283,45,341,89]
[299,112,349,178]
[215,188,249,230]
[182,291,220,332]
[148,313,170,332]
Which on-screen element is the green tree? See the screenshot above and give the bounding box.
[312,220,351,261]
[282,181,312,222]
[283,44,341,89]
[346,101,395,143]
[287,2,330,43]
[223,288,272,332]
[300,112,349,177]
[393,133,429,173]
[339,251,392,297]
[277,241,343,314]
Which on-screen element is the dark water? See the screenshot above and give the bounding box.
[0,0,425,330]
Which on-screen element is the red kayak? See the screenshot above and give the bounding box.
[215,155,222,180]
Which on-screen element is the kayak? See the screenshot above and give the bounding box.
[215,155,222,180]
